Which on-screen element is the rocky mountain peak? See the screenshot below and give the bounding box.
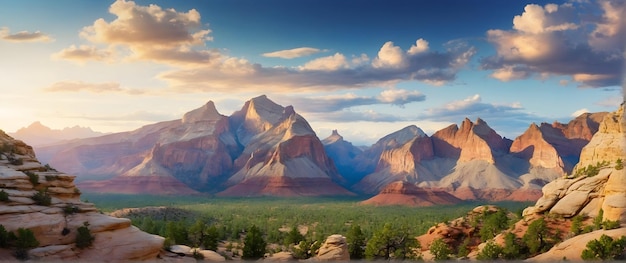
[322,130,344,145]
[378,125,426,148]
[181,101,222,124]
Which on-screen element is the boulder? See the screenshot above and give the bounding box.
[315,234,349,261]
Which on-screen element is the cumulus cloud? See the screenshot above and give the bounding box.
[0,27,53,42]
[262,47,324,59]
[159,39,476,92]
[44,81,145,94]
[407,38,429,55]
[281,89,425,113]
[482,1,625,88]
[60,0,475,93]
[372,41,407,68]
[56,0,218,66]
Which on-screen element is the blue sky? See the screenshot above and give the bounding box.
[0,0,623,145]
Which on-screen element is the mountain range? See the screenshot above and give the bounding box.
[26,95,608,202]
[9,121,108,147]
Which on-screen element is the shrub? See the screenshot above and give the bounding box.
[429,238,451,261]
[477,240,502,260]
[24,171,38,186]
[75,222,95,249]
[616,159,623,170]
[44,175,60,181]
[31,189,51,206]
[602,220,621,230]
[581,234,626,260]
[0,225,9,248]
[192,249,205,260]
[44,164,57,172]
[63,205,80,215]
[570,214,584,235]
[456,237,471,258]
[12,228,39,260]
[0,190,9,202]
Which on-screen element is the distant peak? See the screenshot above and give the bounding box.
[322,129,344,145]
[283,105,296,117]
[331,129,339,136]
[182,101,222,123]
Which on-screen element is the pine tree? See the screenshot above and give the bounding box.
[346,225,365,259]
[242,225,266,260]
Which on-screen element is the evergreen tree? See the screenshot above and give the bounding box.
[581,234,626,260]
[12,228,39,260]
[284,226,304,246]
[501,232,525,259]
[479,209,509,241]
[346,225,365,259]
[477,240,502,260]
[365,223,419,260]
[522,217,548,255]
[570,214,584,235]
[242,225,266,260]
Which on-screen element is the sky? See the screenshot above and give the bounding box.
[0,0,624,145]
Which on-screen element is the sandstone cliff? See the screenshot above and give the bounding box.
[0,132,163,261]
[523,103,625,222]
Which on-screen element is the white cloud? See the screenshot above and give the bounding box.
[301,53,349,71]
[482,1,623,88]
[372,41,407,68]
[43,81,145,95]
[262,47,324,59]
[570,108,589,117]
[407,38,429,55]
[377,89,425,105]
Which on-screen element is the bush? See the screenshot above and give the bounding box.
[12,228,39,260]
[570,214,584,235]
[63,205,80,215]
[75,222,95,249]
[429,238,451,261]
[31,189,51,206]
[602,220,621,230]
[0,190,9,202]
[581,234,626,260]
[615,159,623,170]
[0,225,9,248]
[477,240,502,260]
[25,171,38,186]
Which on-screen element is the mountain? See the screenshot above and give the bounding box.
[349,114,605,201]
[218,96,352,196]
[39,101,241,194]
[0,130,163,261]
[38,96,352,196]
[35,95,606,200]
[10,121,107,146]
[321,130,363,185]
[361,181,461,207]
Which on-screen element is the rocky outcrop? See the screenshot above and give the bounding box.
[0,133,163,261]
[523,103,626,222]
[220,96,352,196]
[315,234,349,261]
[528,228,626,261]
[361,181,460,207]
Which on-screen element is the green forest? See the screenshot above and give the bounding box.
[84,194,532,259]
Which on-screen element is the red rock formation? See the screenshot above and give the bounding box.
[431,118,508,163]
[361,181,460,206]
[510,123,565,170]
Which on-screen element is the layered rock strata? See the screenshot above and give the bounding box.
[0,134,163,261]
